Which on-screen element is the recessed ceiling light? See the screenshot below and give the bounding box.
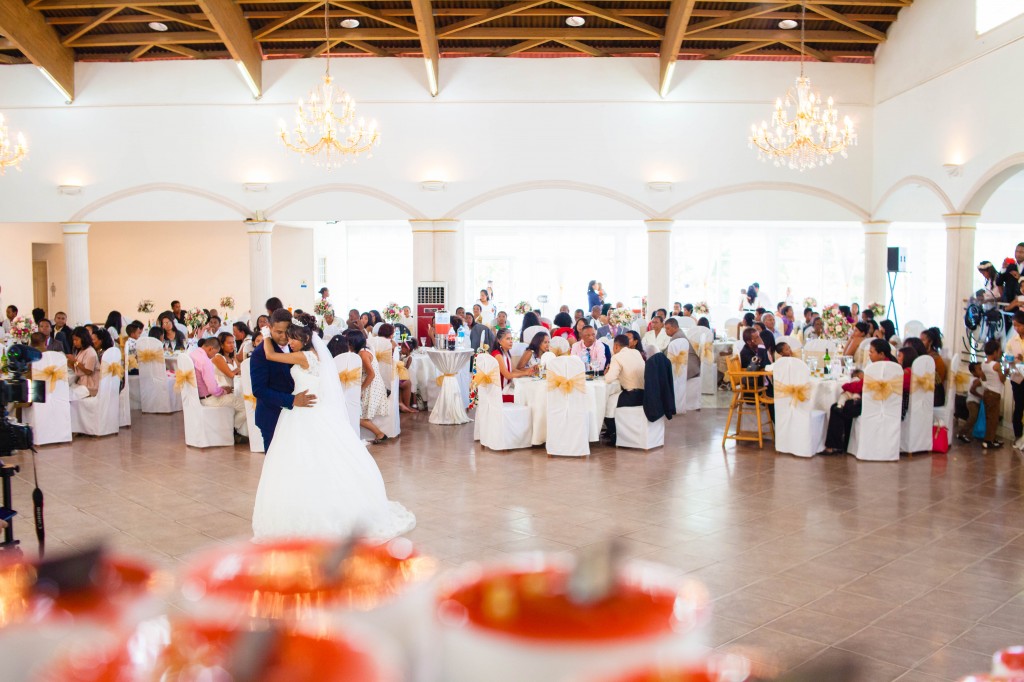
[420,180,446,192]
[778,19,798,29]
[148,21,168,31]
[340,18,360,29]
[243,183,269,193]
[646,181,673,192]
[566,16,586,27]
[57,185,83,196]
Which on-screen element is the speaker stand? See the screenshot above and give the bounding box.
[886,271,900,333]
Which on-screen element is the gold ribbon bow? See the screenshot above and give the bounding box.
[243,392,257,406]
[667,350,688,377]
[375,349,394,365]
[174,369,196,391]
[33,365,67,392]
[550,346,568,357]
[954,371,973,392]
[395,360,410,381]
[472,369,499,388]
[911,373,936,393]
[546,371,585,395]
[138,349,163,364]
[338,368,362,387]
[435,373,456,387]
[699,342,714,364]
[103,363,124,379]
[864,376,903,401]
[127,356,138,371]
[775,382,811,405]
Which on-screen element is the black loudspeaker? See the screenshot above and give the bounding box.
[887,247,907,273]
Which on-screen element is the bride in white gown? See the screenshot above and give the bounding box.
[251,320,415,541]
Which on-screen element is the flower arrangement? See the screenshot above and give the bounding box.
[694,301,710,315]
[514,301,532,315]
[641,295,648,319]
[821,304,851,340]
[8,316,36,344]
[137,300,154,314]
[803,297,817,310]
[476,343,490,355]
[219,296,235,311]
[184,307,208,333]
[868,302,885,318]
[313,299,332,318]
[383,303,402,323]
[609,307,635,329]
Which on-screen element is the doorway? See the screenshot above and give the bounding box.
[32,260,47,313]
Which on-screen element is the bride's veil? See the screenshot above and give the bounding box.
[312,332,343,409]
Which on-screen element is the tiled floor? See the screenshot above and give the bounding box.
[6,405,1024,681]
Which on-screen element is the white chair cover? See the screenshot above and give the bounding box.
[369,338,395,386]
[240,358,265,453]
[549,336,571,358]
[175,352,234,448]
[372,322,383,336]
[522,325,547,344]
[772,358,826,457]
[666,338,690,416]
[544,356,590,457]
[778,335,802,351]
[935,353,958,449]
[723,317,741,339]
[678,317,696,330]
[615,406,665,450]
[853,341,871,370]
[70,347,121,437]
[643,343,659,359]
[686,326,715,398]
[599,337,612,351]
[848,361,903,461]
[118,351,131,428]
[903,320,924,341]
[475,354,531,451]
[136,337,181,414]
[27,351,71,445]
[901,354,935,453]
[127,375,141,410]
[630,319,645,334]
[334,352,363,438]
[539,351,556,367]
[510,342,528,369]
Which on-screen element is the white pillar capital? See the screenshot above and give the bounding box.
[644,218,674,232]
[943,213,980,230]
[862,220,890,235]
[245,220,275,235]
[410,219,462,233]
[61,222,90,236]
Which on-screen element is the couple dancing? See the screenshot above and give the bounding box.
[249,309,415,541]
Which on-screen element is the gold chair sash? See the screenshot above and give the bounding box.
[243,392,257,406]
[338,368,362,388]
[775,381,811,405]
[551,347,568,357]
[127,356,138,371]
[435,373,456,387]
[954,371,973,392]
[667,350,687,377]
[174,369,196,391]
[103,362,124,379]
[395,359,410,381]
[864,375,903,402]
[471,369,499,388]
[546,371,585,395]
[375,349,394,365]
[33,365,67,392]
[698,342,714,364]
[911,373,936,393]
[138,349,164,364]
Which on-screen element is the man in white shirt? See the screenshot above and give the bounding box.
[3,304,16,333]
[641,315,670,353]
[201,315,222,339]
[602,334,646,445]
[586,304,602,327]
[762,312,783,340]
[1007,311,1024,449]
[322,309,344,339]
[570,325,607,373]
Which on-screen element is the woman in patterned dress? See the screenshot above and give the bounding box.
[348,330,390,444]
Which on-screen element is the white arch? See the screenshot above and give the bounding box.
[447,180,659,219]
[664,182,871,221]
[69,182,251,222]
[873,175,956,216]
[265,184,427,220]
[960,152,1024,214]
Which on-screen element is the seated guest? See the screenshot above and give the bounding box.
[124,322,144,373]
[233,322,254,361]
[664,318,685,341]
[740,327,769,370]
[626,330,646,360]
[359,312,373,336]
[31,307,45,325]
[265,297,284,316]
[919,327,947,406]
[801,307,815,334]
[761,312,782,340]
[191,337,247,441]
[603,334,646,445]
[52,311,72,353]
[466,312,495,352]
[472,304,484,324]
[326,333,348,357]
[104,310,123,340]
[492,310,510,331]
[520,311,542,342]
[839,305,854,324]
[67,327,99,398]
[550,312,577,342]
[37,319,63,353]
[824,340,899,453]
[346,309,362,331]
[805,316,825,340]
[843,322,870,358]
[572,317,587,341]
[642,315,669,353]
[92,327,114,354]
[571,325,608,373]
[780,305,795,335]
[517,332,550,370]
[491,329,538,402]
[672,302,683,316]
[157,311,186,350]
[201,315,222,339]
[760,329,778,363]
[776,342,793,358]
[742,312,756,329]
[595,314,613,339]
[574,309,585,323]
[321,309,343,340]
[897,345,919,419]
[29,332,47,354]
[665,318,700,380]
[586,305,603,327]
[3,304,16,333]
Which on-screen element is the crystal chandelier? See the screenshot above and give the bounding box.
[278,2,380,168]
[0,113,28,175]
[749,2,856,171]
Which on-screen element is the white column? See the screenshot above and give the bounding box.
[410,220,437,290]
[943,213,979,351]
[246,220,274,319]
[863,221,890,307]
[61,222,91,325]
[645,219,673,316]
[410,219,464,307]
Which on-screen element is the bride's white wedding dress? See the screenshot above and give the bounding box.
[251,338,415,542]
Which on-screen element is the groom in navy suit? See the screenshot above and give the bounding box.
[250,308,317,448]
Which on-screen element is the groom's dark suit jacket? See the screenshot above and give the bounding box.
[250,342,294,448]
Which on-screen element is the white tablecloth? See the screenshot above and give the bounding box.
[513,376,620,445]
[426,349,474,425]
[767,369,847,413]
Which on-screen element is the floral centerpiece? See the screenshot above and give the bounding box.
[803,297,817,310]
[8,316,36,344]
[137,299,154,314]
[641,295,648,319]
[821,304,851,340]
[313,299,332,318]
[514,301,532,315]
[608,307,635,332]
[383,303,402,323]
[184,307,208,334]
[219,296,235,311]
[694,301,710,315]
[867,302,885,318]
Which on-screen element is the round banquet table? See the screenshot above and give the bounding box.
[766,368,848,414]
[513,376,620,445]
[426,349,474,425]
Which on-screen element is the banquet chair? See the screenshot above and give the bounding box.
[474,354,531,451]
[522,325,547,344]
[368,340,401,437]
[772,358,826,457]
[615,405,665,450]
[175,352,234,449]
[901,354,935,454]
[778,335,802,352]
[723,318,741,339]
[934,353,959,449]
[549,336,571,357]
[678,317,696,330]
[903,320,925,341]
[240,358,265,453]
[848,361,903,461]
[334,352,363,438]
[70,347,122,438]
[545,355,590,457]
[136,337,182,414]
[372,322,384,336]
[370,338,396,386]
[27,351,72,445]
[666,338,690,415]
[118,354,131,428]
[511,342,528,369]
[722,355,774,448]
[631,319,645,334]
[643,343,659,359]
[853,341,871,370]
[686,326,714,400]
[127,352,141,411]
[539,351,556,367]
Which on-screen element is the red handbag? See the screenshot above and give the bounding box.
[932,425,950,453]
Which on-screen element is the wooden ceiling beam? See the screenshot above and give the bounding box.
[342,39,390,56]
[253,2,321,39]
[438,0,547,38]
[61,5,123,45]
[554,39,607,56]
[305,37,341,57]
[806,4,888,42]
[658,0,697,97]
[687,29,881,43]
[552,0,662,37]
[778,40,833,62]
[709,40,775,59]
[160,43,206,58]
[490,38,546,56]
[0,0,75,100]
[331,2,418,33]
[127,43,152,60]
[196,0,263,96]
[686,3,794,36]
[142,6,215,31]
[410,0,439,96]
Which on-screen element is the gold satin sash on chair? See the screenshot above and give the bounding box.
[667,350,687,377]
[864,375,903,401]
[546,371,585,395]
[954,371,972,393]
[911,373,935,393]
[338,368,362,388]
[102,363,125,379]
[436,373,456,387]
[395,359,410,381]
[243,393,257,407]
[33,365,67,392]
[774,381,811,406]
[699,342,714,364]
[471,369,499,388]
[375,349,394,365]
[174,369,196,391]
[137,349,163,364]
[127,356,138,371]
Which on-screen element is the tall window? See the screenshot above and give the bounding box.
[977,0,1024,33]
[317,256,327,285]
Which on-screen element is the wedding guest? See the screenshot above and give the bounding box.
[322,310,343,340]
[602,334,645,445]
[861,307,875,324]
[738,285,759,312]
[359,312,373,335]
[698,317,713,334]
[843,322,870,358]
[626,330,646,360]
[124,320,143,352]
[917,327,947,406]
[642,315,670,353]
[559,305,570,315]
[202,315,222,339]
[369,310,384,326]
[344,330,389,444]
[2,305,16,333]
[67,327,99,398]
[157,312,186,350]
[805,317,825,340]
[318,287,330,302]
[492,310,510,331]
[595,314,613,340]
[517,331,549,370]
[466,313,495,352]
[572,317,587,340]
[865,319,879,338]
[850,303,861,319]
[741,312,756,330]
[477,289,496,321]
[759,329,778,363]
[596,281,607,302]
[52,311,71,353]
[346,309,361,331]
[266,297,284,315]
[761,312,782,341]
[31,307,45,324]
[571,325,608,373]
[957,363,986,444]
[665,318,700,381]
[1006,312,1024,449]
[802,307,814,333]
[147,326,164,342]
[91,327,114,353]
[192,337,247,441]
[212,331,240,382]
[401,305,413,320]
[962,339,1005,449]
[755,308,766,322]
[838,305,854,324]
[491,329,537,402]
[574,309,585,324]
[171,300,185,326]
[672,302,683,316]
[683,304,695,317]
[586,305,603,327]
[824,340,898,453]
[37,319,62,353]
[740,327,770,370]
[776,342,793,358]
[520,311,542,342]
[664,318,685,341]
[780,305,795,335]
[29,332,47,354]
[472,304,484,323]
[550,312,576,341]
[587,280,602,310]
[232,322,254,360]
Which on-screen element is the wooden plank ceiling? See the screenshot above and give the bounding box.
[0,0,912,99]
